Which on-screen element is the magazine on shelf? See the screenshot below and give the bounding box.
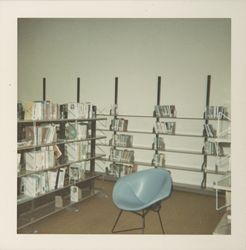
[69,162,86,183]
[70,186,82,202]
[65,141,89,162]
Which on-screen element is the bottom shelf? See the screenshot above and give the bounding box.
[17,173,101,231]
[213,212,231,235]
[17,189,96,231]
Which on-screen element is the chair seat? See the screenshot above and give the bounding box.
[112,168,172,211]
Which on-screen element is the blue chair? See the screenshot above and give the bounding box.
[112,168,172,234]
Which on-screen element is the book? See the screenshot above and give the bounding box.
[57,167,67,188]
[152,137,165,150]
[154,105,176,118]
[69,162,85,183]
[17,153,21,173]
[53,144,62,159]
[152,153,165,167]
[17,102,24,120]
[70,186,82,202]
[47,170,58,191]
[22,101,33,120]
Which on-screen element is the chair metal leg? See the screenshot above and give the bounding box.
[142,210,145,234]
[112,209,146,234]
[112,210,123,233]
[157,210,165,234]
[112,205,166,234]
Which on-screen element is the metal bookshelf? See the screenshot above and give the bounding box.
[96,142,230,157]
[96,75,231,190]
[98,157,227,175]
[17,77,106,231]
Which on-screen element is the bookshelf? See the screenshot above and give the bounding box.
[17,78,106,231]
[96,76,231,190]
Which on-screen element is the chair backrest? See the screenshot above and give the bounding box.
[113,168,172,205]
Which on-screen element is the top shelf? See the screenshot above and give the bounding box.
[17,117,107,124]
[97,114,230,121]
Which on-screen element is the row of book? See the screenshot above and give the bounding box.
[60,102,96,119]
[110,118,128,132]
[24,124,58,146]
[18,101,60,121]
[23,147,56,172]
[109,148,135,163]
[152,153,165,167]
[203,141,224,156]
[107,163,138,177]
[109,134,133,147]
[203,124,216,137]
[19,122,88,147]
[18,101,96,121]
[20,162,87,198]
[152,137,165,150]
[18,141,88,173]
[153,121,176,134]
[65,122,88,140]
[154,105,176,118]
[204,106,227,119]
[65,141,89,162]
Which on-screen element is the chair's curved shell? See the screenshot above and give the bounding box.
[112,168,172,212]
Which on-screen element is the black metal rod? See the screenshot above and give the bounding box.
[77,77,80,103]
[112,210,123,233]
[157,76,161,106]
[43,77,46,101]
[206,75,211,107]
[155,76,162,156]
[201,75,211,189]
[114,77,118,105]
[157,211,165,234]
[90,106,97,174]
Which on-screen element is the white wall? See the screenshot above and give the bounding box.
[18,18,231,187]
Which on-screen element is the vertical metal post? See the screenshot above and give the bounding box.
[77,77,80,103]
[43,77,46,101]
[157,76,161,106]
[201,75,211,189]
[113,77,119,176]
[155,76,161,156]
[114,77,118,107]
[90,106,97,174]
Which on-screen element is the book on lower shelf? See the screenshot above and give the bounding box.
[152,153,165,167]
[21,173,49,198]
[204,106,228,119]
[70,186,82,202]
[107,163,138,177]
[154,121,176,134]
[109,148,134,163]
[69,162,86,183]
[152,136,165,150]
[65,141,89,162]
[110,118,128,131]
[17,153,21,173]
[203,124,216,137]
[203,141,224,156]
[109,134,133,147]
[24,147,55,171]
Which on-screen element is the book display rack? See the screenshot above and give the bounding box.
[17,78,106,231]
[97,75,231,191]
